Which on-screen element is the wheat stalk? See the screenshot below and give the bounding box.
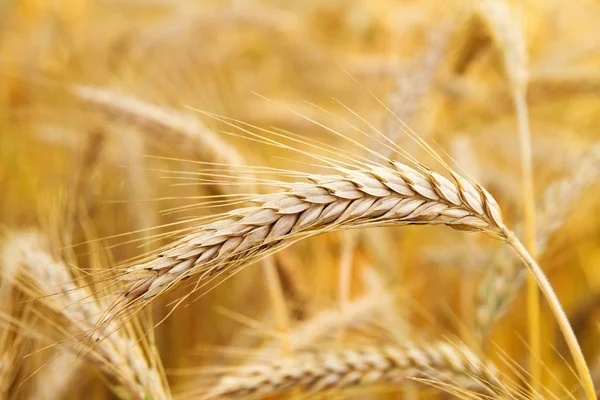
[203,341,502,399]
[7,232,170,400]
[479,0,528,92]
[476,144,600,337]
[477,0,544,391]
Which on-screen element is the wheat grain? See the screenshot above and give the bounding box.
[203,341,501,399]
[6,232,170,400]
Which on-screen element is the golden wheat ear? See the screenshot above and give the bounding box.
[4,232,171,400]
[201,340,503,399]
[118,155,506,302]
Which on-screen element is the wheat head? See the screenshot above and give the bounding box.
[203,341,501,399]
[119,160,505,303]
[7,232,170,400]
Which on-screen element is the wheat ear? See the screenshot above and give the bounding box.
[380,18,454,154]
[7,232,170,400]
[203,341,501,399]
[120,160,506,302]
[0,232,32,397]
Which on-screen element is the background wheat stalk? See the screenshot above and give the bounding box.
[478,0,542,392]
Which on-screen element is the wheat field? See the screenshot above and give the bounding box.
[2,0,600,399]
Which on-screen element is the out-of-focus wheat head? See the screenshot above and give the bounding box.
[2,0,600,399]
[3,232,170,400]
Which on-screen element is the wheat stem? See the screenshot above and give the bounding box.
[505,230,596,400]
[337,231,355,342]
[263,257,290,353]
[514,85,542,393]
[475,144,600,339]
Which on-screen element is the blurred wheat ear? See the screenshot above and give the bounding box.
[203,340,502,399]
[5,232,171,400]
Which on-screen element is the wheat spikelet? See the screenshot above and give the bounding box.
[119,159,505,304]
[0,352,12,400]
[6,232,170,400]
[203,341,501,399]
[0,326,15,397]
[476,144,600,337]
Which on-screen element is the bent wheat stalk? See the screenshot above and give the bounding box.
[476,144,600,337]
[203,341,501,398]
[116,155,593,396]
[9,233,170,400]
